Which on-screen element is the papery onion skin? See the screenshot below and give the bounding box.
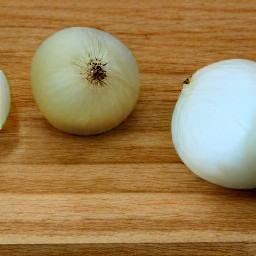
[172,59,256,189]
[0,70,11,129]
[31,27,140,135]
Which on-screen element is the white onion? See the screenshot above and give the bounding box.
[31,27,140,135]
[172,59,256,189]
[0,70,11,129]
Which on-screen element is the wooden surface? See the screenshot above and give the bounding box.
[0,0,256,255]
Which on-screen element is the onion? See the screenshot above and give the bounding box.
[172,59,256,189]
[0,70,11,129]
[31,27,140,135]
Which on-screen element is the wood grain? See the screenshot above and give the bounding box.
[0,243,256,256]
[0,0,256,255]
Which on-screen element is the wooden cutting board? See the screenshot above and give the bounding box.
[0,0,255,255]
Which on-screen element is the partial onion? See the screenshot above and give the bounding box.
[0,70,11,129]
[172,59,256,189]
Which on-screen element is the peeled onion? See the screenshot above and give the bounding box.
[31,27,140,135]
[172,59,256,189]
[0,70,11,129]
